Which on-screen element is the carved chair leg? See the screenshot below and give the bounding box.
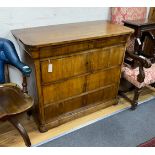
[131,88,141,110]
[8,117,31,147]
[118,87,141,110]
[118,90,132,103]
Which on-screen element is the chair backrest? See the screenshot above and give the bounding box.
[143,8,155,58]
[111,7,147,25]
[110,7,147,52]
[0,38,31,84]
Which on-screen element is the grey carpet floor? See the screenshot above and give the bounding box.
[39,98,155,147]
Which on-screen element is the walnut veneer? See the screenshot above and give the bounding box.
[11,20,133,132]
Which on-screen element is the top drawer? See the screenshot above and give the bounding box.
[39,35,128,59]
[40,45,125,84]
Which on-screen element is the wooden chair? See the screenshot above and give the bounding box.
[111,8,155,109]
[0,38,34,147]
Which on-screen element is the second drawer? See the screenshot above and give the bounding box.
[42,66,120,105]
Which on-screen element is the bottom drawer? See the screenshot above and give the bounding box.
[87,84,117,105]
[44,84,117,122]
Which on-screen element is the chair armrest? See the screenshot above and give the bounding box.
[125,51,152,83]
[126,51,152,68]
[20,62,32,77]
[20,63,32,94]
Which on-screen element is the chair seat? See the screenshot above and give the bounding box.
[0,83,33,120]
[122,63,155,88]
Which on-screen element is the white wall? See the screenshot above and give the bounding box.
[0,7,110,85]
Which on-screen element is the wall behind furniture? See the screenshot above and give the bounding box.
[0,7,110,85]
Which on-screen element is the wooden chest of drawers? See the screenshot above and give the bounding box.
[12,20,133,132]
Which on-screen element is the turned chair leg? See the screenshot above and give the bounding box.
[8,117,31,147]
[131,88,141,110]
[118,87,141,110]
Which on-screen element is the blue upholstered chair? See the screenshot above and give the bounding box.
[0,38,33,147]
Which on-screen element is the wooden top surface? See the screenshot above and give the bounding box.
[123,18,155,27]
[11,20,133,48]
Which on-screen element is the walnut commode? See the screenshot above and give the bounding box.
[12,20,133,132]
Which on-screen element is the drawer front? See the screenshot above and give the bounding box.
[89,48,110,70]
[94,35,127,48]
[42,76,86,105]
[89,45,125,71]
[39,35,127,59]
[44,84,117,122]
[42,66,121,105]
[44,96,84,122]
[108,45,125,67]
[86,67,121,91]
[40,40,93,58]
[41,53,88,84]
[86,84,117,105]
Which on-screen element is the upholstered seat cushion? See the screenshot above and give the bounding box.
[122,63,155,88]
